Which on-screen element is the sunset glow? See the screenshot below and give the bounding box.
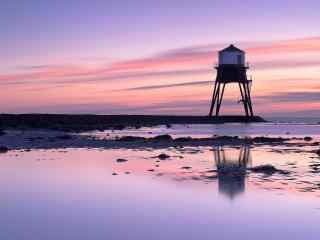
[2,0,320,116]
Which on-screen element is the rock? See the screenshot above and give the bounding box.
[309,163,320,172]
[147,169,155,172]
[0,130,6,136]
[203,174,218,180]
[191,176,201,181]
[116,158,128,163]
[56,134,73,140]
[316,149,320,156]
[157,153,170,160]
[112,172,118,176]
[251,137,288,143]
[249,164,289,175]
[187,149,201,154]
[206,170,217,173]
[113,125,126,130]
[215,136,239,141]
[152,134,173,141]
[181,166,192,170]
[250,165,277,174]
[166,124,172,128]
[174,137,193,142]
[27,137,44,142]
[304,136,313,141]
[0,146,9,153]
[116,136,146,142]
[125,171,130,174]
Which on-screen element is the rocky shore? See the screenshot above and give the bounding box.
[0,130,318,151]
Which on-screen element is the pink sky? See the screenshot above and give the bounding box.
[2,36,320,117]
[2,1,320,117]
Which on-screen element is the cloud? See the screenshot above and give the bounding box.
[1,36,320,86]
[15,64,69,71]
[0,68,211,87]
[255,91,320,103]
[58,69,210,85]
[109,37,320,73]
[123,80,212,91]
[247,37,320,55]
[254,59,320,70]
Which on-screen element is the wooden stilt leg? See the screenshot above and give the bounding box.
[216,83,226,116]
[239,82,249,117]
[245,83,254,117]
[243,83,251,118]
[214,84,220,117]
[214,82,221,116]
[209,81,218,117]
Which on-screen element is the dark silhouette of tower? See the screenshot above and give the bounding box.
[209,45,254,117]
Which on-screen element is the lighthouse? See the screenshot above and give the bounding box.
[209,45,254,117]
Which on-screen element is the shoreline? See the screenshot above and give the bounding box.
[0,114,266,132]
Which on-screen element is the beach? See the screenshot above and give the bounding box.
[0,120,320,239]
[3,1,320,239]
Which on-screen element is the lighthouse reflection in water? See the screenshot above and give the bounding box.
[213,146,251,199]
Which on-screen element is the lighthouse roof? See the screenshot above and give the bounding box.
[220,44,244,53]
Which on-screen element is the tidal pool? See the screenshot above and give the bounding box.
[0,145,319,240]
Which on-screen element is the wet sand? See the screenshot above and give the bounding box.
[1,122,320,239]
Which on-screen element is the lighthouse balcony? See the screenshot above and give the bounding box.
[215,65,249,83]
[214,63,249,69]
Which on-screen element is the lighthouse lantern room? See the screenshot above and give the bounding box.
[218,44,245,65]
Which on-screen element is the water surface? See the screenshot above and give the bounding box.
[1,143,320,240]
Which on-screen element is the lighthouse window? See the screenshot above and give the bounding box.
[237,55,242,64]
